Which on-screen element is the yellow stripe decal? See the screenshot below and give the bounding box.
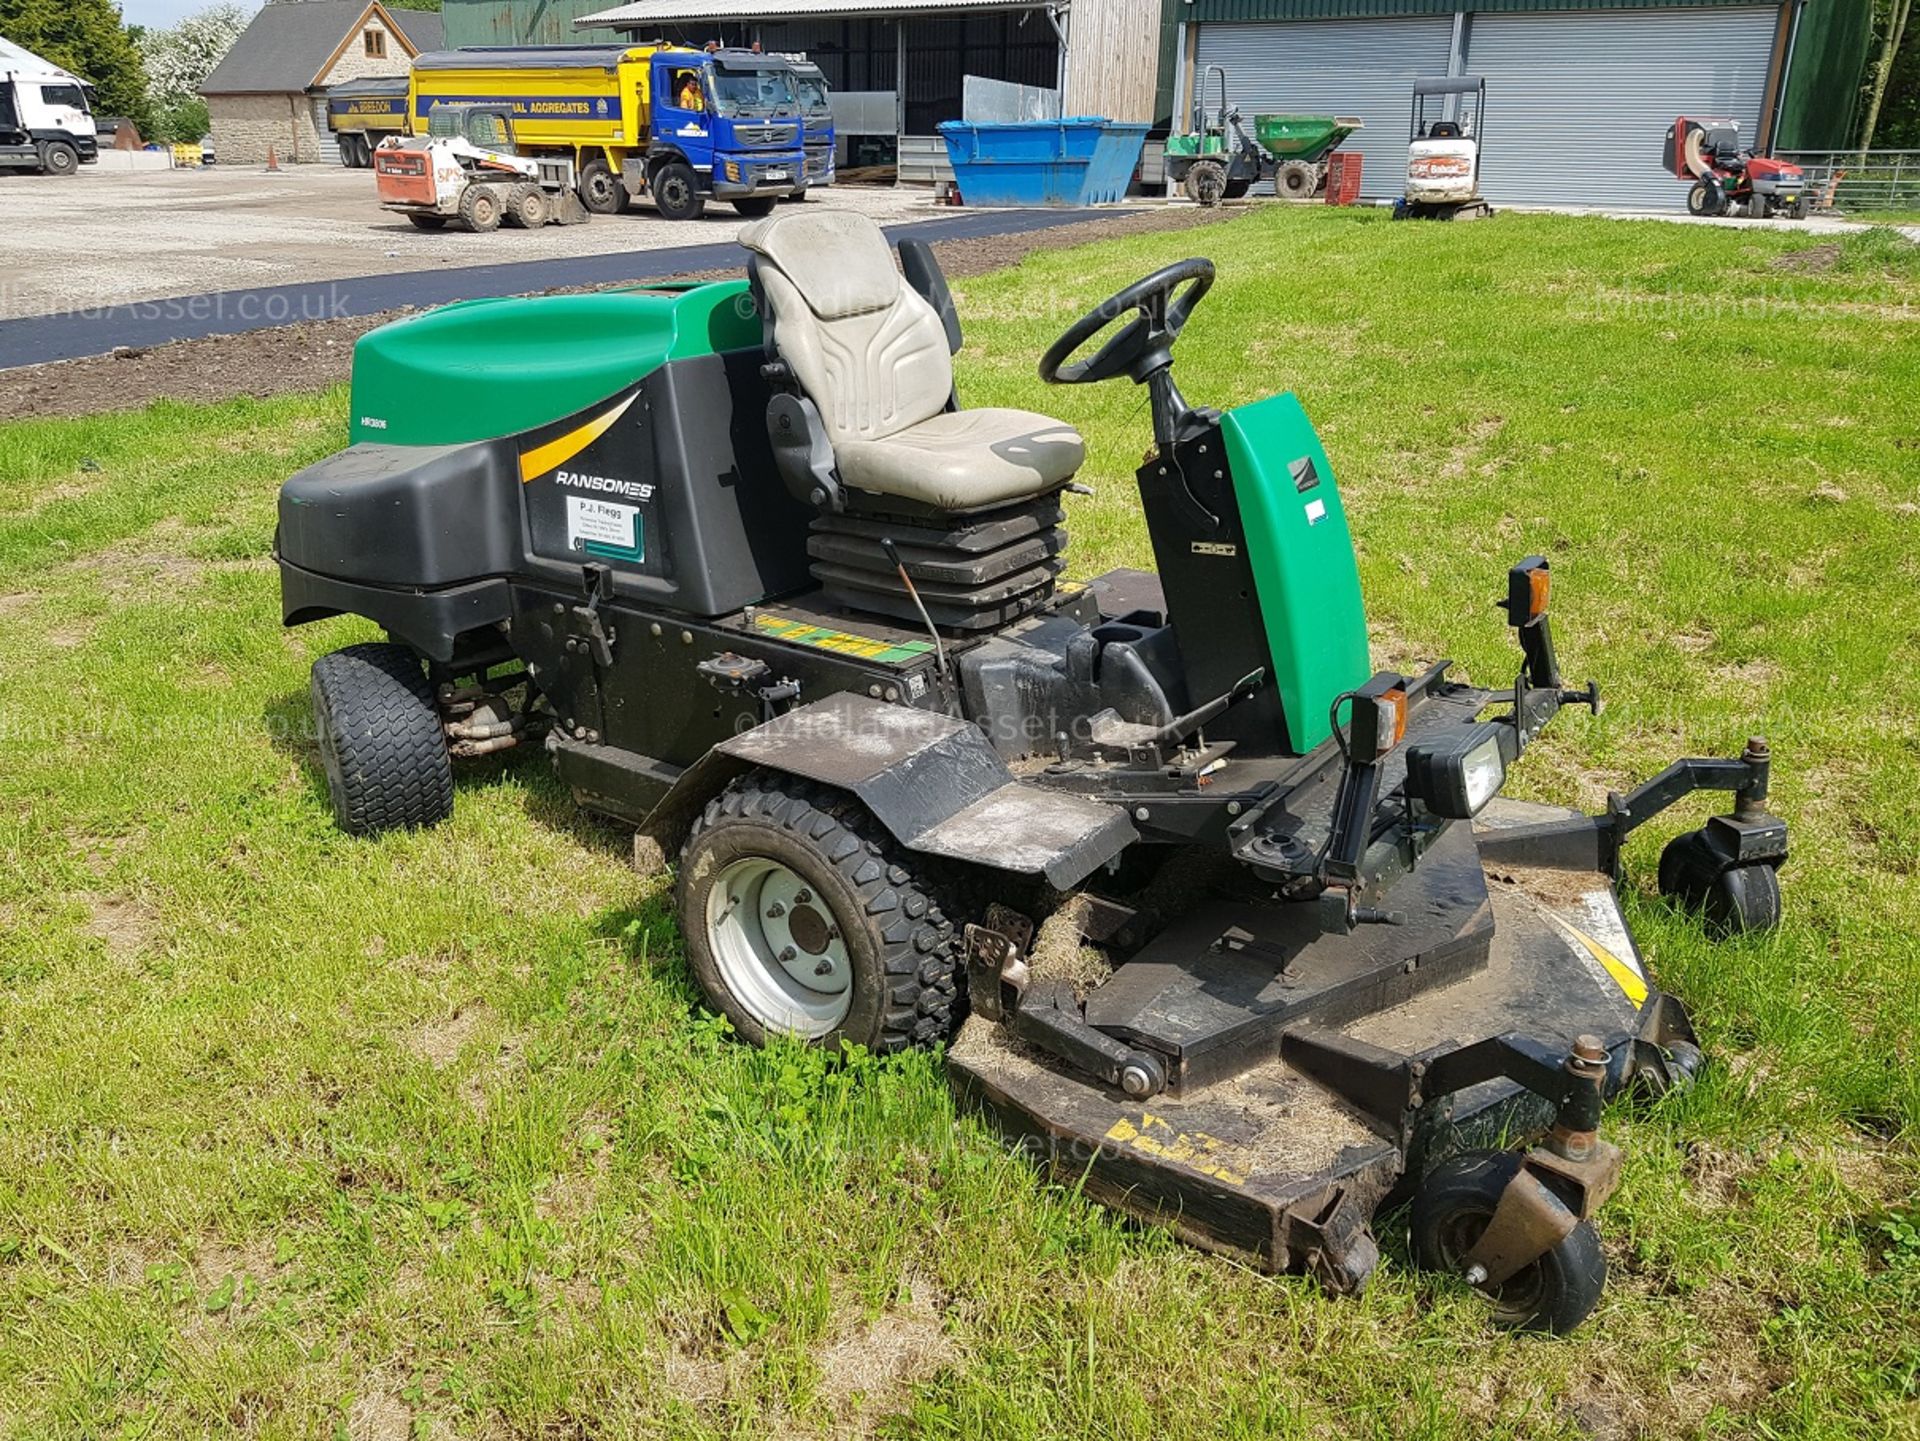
[518,394,638,484]
[1551,916,1650,1009]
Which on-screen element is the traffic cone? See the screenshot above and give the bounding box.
[264,145,280,172]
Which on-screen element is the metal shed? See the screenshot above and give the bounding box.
[1177,0,1874,210]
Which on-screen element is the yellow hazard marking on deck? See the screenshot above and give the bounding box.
[749,612,933,664]
[518,393,638,483]
[1540,911,1649,1009]
[1105,1113,1248,1187]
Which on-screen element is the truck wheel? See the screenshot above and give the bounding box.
[677,771,960,1054]
[407,213,448,231]
[1412,1151,1607,1335]
[460,185,503,233]
[577,158,627,215]
[39,141,79,177]
[309,643,454,837]
[1277,159,1317,199]
[650,161,705,221]
[732,195,777,217]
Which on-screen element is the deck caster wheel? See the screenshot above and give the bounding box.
[309,643,453,837]
[1658,829,1781,934]
[676,772,959,1054]
[1411,1151,1607,1335]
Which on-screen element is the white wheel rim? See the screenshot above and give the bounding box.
[707,857,853,1038]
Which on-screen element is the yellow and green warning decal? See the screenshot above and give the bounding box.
[750,613,934,666]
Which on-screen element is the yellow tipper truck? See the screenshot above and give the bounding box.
[405,45,808,219]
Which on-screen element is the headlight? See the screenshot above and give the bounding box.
[1404,723,1510,819]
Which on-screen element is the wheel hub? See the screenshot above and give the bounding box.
[708,858,851,1036]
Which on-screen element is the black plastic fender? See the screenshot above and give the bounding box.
[638,692,1137,889]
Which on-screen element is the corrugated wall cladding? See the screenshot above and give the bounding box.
[1189,0,1773,20]
[1466,6,1778,206]
[443,0,625,47]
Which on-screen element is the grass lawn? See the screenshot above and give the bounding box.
[1,207,1917,1440]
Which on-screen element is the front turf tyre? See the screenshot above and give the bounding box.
[732,195,778,217]
[1412,1150,1607,1336]
[1658,829,1781,934]
[650,161,705,221]
[676,772,959,1054]
[309,643,453,837]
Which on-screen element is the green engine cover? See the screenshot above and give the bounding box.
[1220,392,1372,752]
[346,280,761,449]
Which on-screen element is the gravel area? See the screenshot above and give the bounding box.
[0,202,1241,421]
[0,164,936,320]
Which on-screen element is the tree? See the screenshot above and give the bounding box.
[0,0,153,134]
[139,2,247,110]
[1857,0,1913,152]
[1869,0,1919,147]
[383,0,441,9]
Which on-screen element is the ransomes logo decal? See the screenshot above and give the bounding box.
[556,470,654,502]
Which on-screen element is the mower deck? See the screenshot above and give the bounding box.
[947,799,1652,1286]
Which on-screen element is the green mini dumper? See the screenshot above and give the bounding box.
[1165,65,1363,204]
[276,207,1787,1333]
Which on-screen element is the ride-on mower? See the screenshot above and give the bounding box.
[1664,116,1809,219]
[277,208,1787,1333]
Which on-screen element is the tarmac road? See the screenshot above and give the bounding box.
[0,205,1148,371]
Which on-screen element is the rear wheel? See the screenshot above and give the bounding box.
[39,140,78,177]
[1412,1151,1607,1335]
[1277,159,1317,199]
[577,158,626,215]
[677,772,960,1053]
[1686,179,1725,217]
[650,161,705,221]
[407,212,448,231]
[310,643,453,837]
[459,184,502,233]
[732,195,777,217]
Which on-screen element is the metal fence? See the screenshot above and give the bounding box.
[1776,150,1920,213]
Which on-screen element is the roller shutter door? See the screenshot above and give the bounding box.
[1465,7,1779,209]
[1191,17,1455,197]
[311,94,341,164]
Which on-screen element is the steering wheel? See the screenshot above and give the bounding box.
[1038,258,1215,387]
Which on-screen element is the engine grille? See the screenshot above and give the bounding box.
[735,122,799,147]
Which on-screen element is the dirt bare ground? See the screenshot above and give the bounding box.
[0,206,1241,423]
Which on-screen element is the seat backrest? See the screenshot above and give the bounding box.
[739,209,953,448]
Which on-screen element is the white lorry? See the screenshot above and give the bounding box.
[0,37,98,176]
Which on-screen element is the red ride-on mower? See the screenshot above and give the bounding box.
[1665,116,1808,219]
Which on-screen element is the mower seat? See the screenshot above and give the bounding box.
[740,208,1085,513]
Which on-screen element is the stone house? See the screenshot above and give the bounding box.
[200,0,443,165]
